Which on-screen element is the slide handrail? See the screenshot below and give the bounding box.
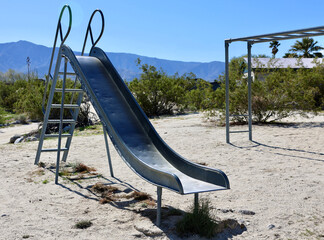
[81,9,105,56]
[42,5,72,114]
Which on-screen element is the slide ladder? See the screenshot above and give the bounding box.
[34,6,84,183]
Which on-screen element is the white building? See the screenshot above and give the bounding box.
[243,58,324,81]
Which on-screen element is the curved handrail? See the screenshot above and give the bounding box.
[81,9,105,56]
[42,5,72,114]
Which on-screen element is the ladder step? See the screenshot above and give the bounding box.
[41,148,68,152]
[55,88,83,93]
[48,119,76,124]
[51,104,80,109]
[44,134,72,138]
[229,130,250,133]
[58,72,76,76]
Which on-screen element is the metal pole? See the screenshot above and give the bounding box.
[55,57,68,184]
[102,124,114,177]
[225,41,230,143]
[35,49,63,165]
[194,193,199,213]
[247,42,253,141]
[156,186,162,227]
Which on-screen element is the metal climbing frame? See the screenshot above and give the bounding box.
[225,25,324,143]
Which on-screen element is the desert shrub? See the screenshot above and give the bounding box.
[13,79,45,121]
[0,107,6,124]
[184,79,214,110]
[176,198,218,238]
[127,59,196,116]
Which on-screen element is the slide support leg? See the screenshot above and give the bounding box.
[157,186,162,227]
[194,193,199,213]
[103,124,114,177]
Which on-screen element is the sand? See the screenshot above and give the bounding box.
[0,113,323,239]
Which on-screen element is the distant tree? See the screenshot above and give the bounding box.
[288,37,324,58]
[26,57,31,80]
[283,52,299,58]
[269,41,280,58]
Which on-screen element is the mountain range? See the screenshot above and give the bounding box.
[0,41,225,82]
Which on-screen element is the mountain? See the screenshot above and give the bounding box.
[0,41,225,81]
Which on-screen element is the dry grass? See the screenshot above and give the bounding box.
[74,163,96,173]
[91,182,119,204]
[90,183,155,206]
[91,182,119,194]
[128,191,151,201]
[59,163,97,179]
[30,168,45,176]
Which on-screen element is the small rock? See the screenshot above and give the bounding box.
[25,137,37,142]
[239,210,255,215]
[10,135,21,143]
[268,224,275,230]
[219,208,234,213]
[1,214,8,217]
[14,136,24,144]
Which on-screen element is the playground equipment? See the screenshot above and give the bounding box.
[225,25,324,143]
[35,5,229,226]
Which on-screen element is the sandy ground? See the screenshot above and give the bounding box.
[0,113,323,239]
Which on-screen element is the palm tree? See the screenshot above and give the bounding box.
[269,41,280,58]
[288,37,324,58]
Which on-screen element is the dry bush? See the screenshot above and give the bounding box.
[128,191,151,201]
[91,182,119,204]
[74,163,96,173]
[91,182,119,194]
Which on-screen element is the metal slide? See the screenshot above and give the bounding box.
[61,45,230,195]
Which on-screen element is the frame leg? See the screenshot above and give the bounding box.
[156,186,162,227]
[103,125,114,177]
[194,193,199,213]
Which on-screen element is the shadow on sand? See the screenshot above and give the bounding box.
[45,165,246,239]
[229,140,324,162]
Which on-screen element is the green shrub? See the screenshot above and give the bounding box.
[127,59,196,116]
[176,198,218,238]
[74,220,92,229]
[184,79,214,110]
[0,107,6,124]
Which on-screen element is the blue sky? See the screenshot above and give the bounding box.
[2,0,324,62]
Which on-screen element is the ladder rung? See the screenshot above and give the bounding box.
[45,134,72,138]
[229,130,250,133]
[55,88,83,93]
[51,104,80,109]
[48,119,76,124]
[41,148,68,152]
[230,114,249,117]
[58,72,76,76]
